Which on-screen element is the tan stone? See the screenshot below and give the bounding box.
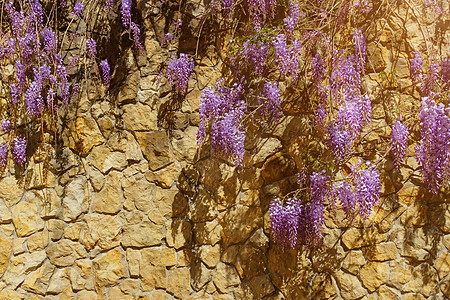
[12,238,25,255]
[220,206,262,247]
[334,270,366,299]
[74,115,104,154]
[126,248,140,277]
[60,287,75,300]
[89,166,105,191]
[92,171,124,214]
[199,244,221,268]
[141,247,176,267]
[80,213,124,250]
[166,219,193,249]
[430,203,450,233]
[190,188,217,223]
[145,162,181,188]
[240,189,260,206]
[3,251,46,288]
[64,223,83,241]
[378,285,400,299]
[152,290,171,300]
[109,286,133,300]
[388,259,413,289]
[441,275,450,299]
[75,260,93,278]
[247,275,275,299]
[62,176,89,222]
[177,249,194,267]
[342,227,385,249]
[364,242,397,261]
[213,262,240,293]
[401,203,428,227]
[342,250,365,275]
[46,240,87,267]
[444,235,450,250]
[40,189,61,218]
[27,229,49,252]
[360,262,387,292]
[47,268,70,294]
[436,252,450,279]
[46,219,65,241]
[171,126,198,163]
[25,161,56,189]
[191,260,214,291]
[122,217,164,247]
[22,261,55,295]
[397,182,424,205]
[0,224,14,236]
[118,71,139,103]
[0,176,24,207]
[76,290,97,300]
[402,227,440,261]
[123,179,155,213]
[11,202,43,237]
[194,219,221,245]
[153,188,177,218]
[167,267,190,299]
[0,290,24,300]
[123,103,157,131]
[0,201,11,223]
[311,273,337,299]
[239,244,267,279]
[93,248,126,287]
[404,263,439,297]
[0,234,11,277]
[140,264,166,291]
[120,279,139,295]
[135,131,173,171]
[89,145,127,174]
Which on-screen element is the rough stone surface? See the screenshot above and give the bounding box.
[359,262,387,292]
[93,248,126,287]
[11,202,43,237]
[335,270,366,300]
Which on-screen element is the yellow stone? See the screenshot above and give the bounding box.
[364,242,397,261]
[359,262,387,292]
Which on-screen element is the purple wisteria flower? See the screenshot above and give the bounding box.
[13,136,26,165]
[167,53,194,95]
[391,119,409,169]
[269,197,302,248]
[410,51,423,83]
[0,143,7,167]
[284,1,300,37]
[198,79,246,166]
[1,120,11,132]
[99,59,111,88]
[421,61,439,96]
[273,34,302,80]
[121,0,132,28]
[258,81,282,122]
[86,38,97,62]
[351,160,380,219]
[72,2,84,18]
[332,181,357,219]
[415,97,450,194]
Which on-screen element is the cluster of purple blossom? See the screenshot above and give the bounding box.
[415,97,450,194]
[325,31,371,164]
[391,119,409,169]
[167,53,195,95]
[258,81,282,122]
[231,40,268,77]
[284,1,300,37]
[273,34,302,80]
[269,197,302,248]
[351,160,381,219]
[247,0,277,31]
[197,79,246,166]
[13,136,26,166]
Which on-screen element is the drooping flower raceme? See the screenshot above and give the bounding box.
[13,136,26,165]
[351,160,381,219]
[1,120,11,132]
[258,81,282,122]
[421,61,439,96]
[410,51,423,83]
[269,197,302,248]
[197,79,246,166]
[273,34,302,80]
[415,97,450,194]
[99,59,111,88]
[72,2,84,17]
[391,119,409,169]
[167,53,194,95]
[0,144,7,167]
[331,181,356,219]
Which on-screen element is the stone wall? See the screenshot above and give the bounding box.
[0,1,449,299]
